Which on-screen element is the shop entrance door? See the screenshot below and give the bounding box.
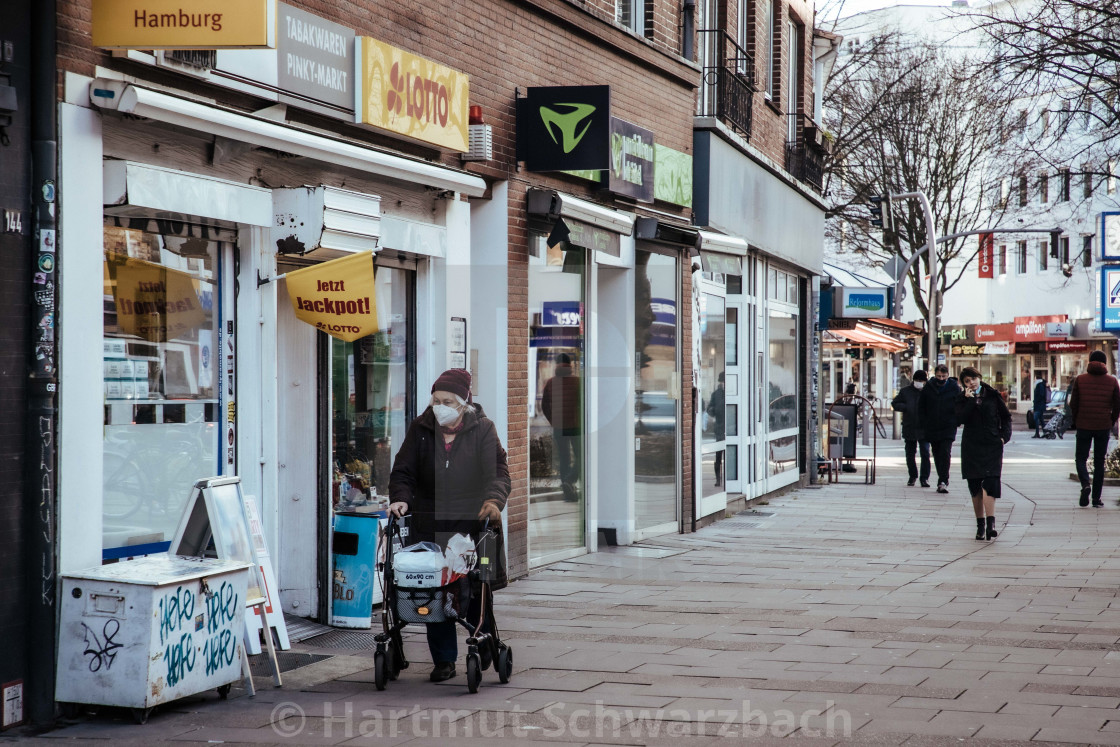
[634,249,680,537]
[697,276,727,519]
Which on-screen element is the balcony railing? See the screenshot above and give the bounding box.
[697,30,757,141]
[783,113,827,192]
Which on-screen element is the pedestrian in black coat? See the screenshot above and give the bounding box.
[919,364,961,492]
[955,367,1012,541]
[388,369,511,682]
[891,369,931,487]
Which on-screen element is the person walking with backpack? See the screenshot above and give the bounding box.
[955,367,1013,540]
[1069,351,1120,508]
[919,364,961,494]
[892,369,931,487]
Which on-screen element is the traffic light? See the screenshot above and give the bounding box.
[868,194,893,232]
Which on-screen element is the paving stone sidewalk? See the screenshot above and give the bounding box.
[14,435,1120,746]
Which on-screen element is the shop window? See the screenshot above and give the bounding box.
[727,306,739,366]
[101,219,230,558]
[330,267,413,511]
[617,0,647,36]
[767,310,798,432]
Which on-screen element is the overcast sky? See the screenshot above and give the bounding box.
[821,0,961,21]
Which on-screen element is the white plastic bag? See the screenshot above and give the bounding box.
[444,533,478,581]
[394,541,449,588]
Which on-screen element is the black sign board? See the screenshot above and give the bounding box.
[607,117,655,202]
[517,86,611,172]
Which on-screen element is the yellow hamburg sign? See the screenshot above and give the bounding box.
[92,0,275,50]
[357,37,469,152]
[285,251,379,342]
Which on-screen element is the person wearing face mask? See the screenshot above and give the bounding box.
[891,369,931,488]
[919,364,961,493]
[387,368,510,683]
[955,367,1012,540]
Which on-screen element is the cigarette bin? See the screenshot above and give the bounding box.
[56,555,252,721]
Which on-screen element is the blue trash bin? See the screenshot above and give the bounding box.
[331,511,386,629]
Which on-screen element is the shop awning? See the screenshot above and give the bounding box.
[634,216,700,253]
[824,323,908,353]
[859,317,923,337]
[88,79,487,197]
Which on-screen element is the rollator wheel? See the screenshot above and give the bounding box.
[217,684,232,699]
[466,652,481,693]
[497,645,513,684]
[374,650,388,691]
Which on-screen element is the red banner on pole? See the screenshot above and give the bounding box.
[978,233,994,278]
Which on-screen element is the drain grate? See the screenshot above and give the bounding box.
[721,520,762,529]
[249,652,331,676]
[303,629,382,651]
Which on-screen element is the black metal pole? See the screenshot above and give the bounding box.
[27,0,57,724]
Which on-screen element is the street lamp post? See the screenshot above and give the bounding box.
[889,191,939,368]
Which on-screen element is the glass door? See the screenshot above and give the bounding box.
[328,265,414,513]
[697,276,727,519]
[634,250,679,534]
[529,234,587,566]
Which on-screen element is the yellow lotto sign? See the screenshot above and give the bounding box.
[112,257,206,342]
[92,0,275,50]
[285,252,379,342]
[358,37,469,152]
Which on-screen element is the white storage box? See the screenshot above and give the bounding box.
[393,543,449,589]
[56,555,252,712]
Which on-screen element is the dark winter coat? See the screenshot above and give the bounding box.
[918,376,961,441]
[891,384,926,442]
[955,382,1012,479]
[388,404,510,589]
[1069,361,1120,432]
[1033,379,1051,409]
[542,366,581,434]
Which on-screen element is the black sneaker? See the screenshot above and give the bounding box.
[920,481,931,488]
[907,479,916,487]
[1093,500,1104,508]
[429,662,456,682]
[936,483,949,494]
[1080,487,1091,507]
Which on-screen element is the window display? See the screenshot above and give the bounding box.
[101,219,230,556]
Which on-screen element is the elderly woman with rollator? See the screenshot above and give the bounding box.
[955,367,1012,541]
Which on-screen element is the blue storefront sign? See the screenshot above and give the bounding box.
[1101,266,1120,331]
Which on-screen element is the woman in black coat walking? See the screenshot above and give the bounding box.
[388,368,511,682]
[955,367,1012,540]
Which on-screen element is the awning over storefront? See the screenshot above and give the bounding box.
[526,188,634,260]
[860,317,923,337]
[634,216,700,253]
[823,323,908,353]
[88,79,487,197]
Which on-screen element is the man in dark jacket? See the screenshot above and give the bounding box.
[1069,350,1120,507]
[919,364,961,493]
[542,353,582,502]
[892,369,931,487]
[1032,374,1051,438]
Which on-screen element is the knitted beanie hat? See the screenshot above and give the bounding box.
[1090,350,1107,364]
[432,368,472,403]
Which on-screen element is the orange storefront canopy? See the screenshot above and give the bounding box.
[823,323,908,353]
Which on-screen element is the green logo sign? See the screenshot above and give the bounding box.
[539,103,596,154]
[518,86,610,172]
